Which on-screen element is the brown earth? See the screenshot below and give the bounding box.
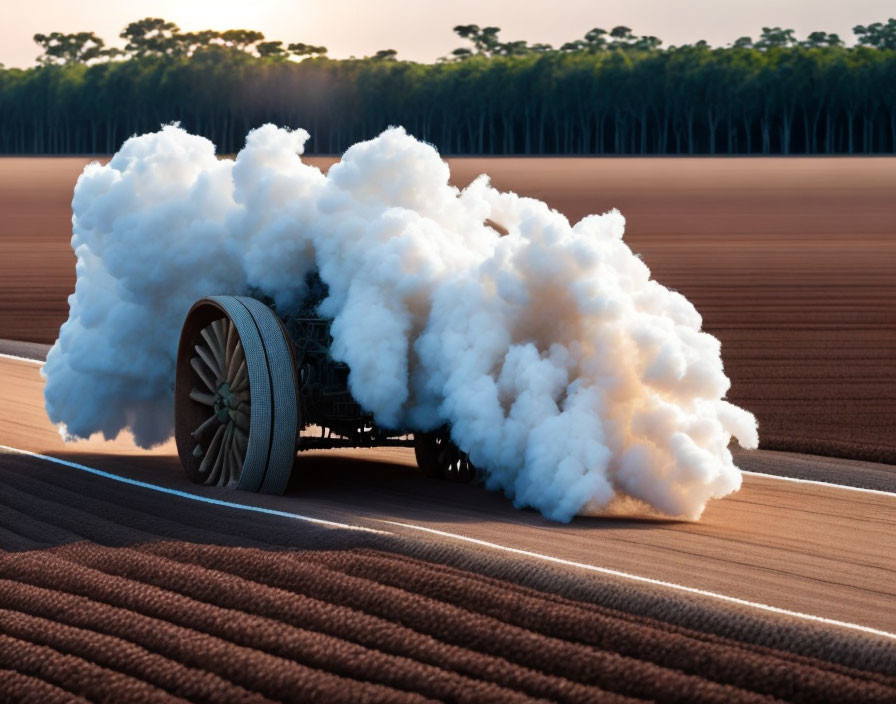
[2,534,894,703]
[2,353,896,702]
[2,157,896,701]
[3,353,896,636]
[0,156,893,464]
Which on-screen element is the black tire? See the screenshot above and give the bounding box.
[414,426,476,483]
[414,431,445,478]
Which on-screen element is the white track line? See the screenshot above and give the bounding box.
[382,520,896,641]
[1,442,893,642]
[0,352,43,366]
[742,470,896,498]
[0,444,386,535]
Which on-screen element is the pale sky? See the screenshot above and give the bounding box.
[2,0,893,68]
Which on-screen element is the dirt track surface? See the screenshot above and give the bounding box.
[2,353,895,701]
[1,156,894,464]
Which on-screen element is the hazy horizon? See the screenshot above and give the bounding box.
[2,0,894,68]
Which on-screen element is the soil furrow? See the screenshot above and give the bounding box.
[0,606,275,704]
[0,550,627,704]
[0,633,183,703]
[0,667,91,704]
[316,548,896,701]
[0,554,438,704]
[142,541,781,703]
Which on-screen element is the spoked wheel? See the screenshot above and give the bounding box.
[414,426,476,483]
[175,296,299,494]
[187,317,249,487]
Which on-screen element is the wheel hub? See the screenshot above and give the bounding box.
[184,317,251,487]
[213,382,237,423]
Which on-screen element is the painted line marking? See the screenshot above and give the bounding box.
[0,352,44,366]
[0,444,387,535]
[1,442,893,642]
[742,470,896,498]
[381,520,896,641]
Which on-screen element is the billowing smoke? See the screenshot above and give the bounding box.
[44,124,758,521]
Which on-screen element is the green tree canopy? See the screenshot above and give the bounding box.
[854,19,896,48]
[2,17,895,157]
[755,27,797,49]
[288,42,328,59]
[220,29,265,50]
[120,18,183,57]
[372,49,398,60]
[257,40,287,59]
[33,31,109,65]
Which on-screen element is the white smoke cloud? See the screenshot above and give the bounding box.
[43,123,758,521]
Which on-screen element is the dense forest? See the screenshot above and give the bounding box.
[1,18,895,155]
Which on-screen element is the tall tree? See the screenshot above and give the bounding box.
[33,32,108,65]
[120,18,183,58]
[288,43,328,59]
[257,40,287,59]
[802,31,844,48]
[755,27,797,49]
[452,25,502,56]
[3,17,896,157]
[220,29,265,50]
[854,19,896,49]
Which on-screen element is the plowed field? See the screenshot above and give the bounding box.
[0,158,894,460]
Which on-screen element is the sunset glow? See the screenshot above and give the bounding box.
[2,0,894,68]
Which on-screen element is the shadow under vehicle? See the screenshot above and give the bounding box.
[174,272,474,494]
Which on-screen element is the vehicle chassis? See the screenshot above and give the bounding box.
[173,273,474,494]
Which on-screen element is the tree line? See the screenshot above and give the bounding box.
[1,18,894,155]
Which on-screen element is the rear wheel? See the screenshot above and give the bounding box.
[175,296,298,494]
[185,316,248,487]
[414,426,476,483]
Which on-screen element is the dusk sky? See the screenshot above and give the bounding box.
[2,0,894,67]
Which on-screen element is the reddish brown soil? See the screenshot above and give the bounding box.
[0,156,893,463]
[2,451,894,703]
[3,354,896,636]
